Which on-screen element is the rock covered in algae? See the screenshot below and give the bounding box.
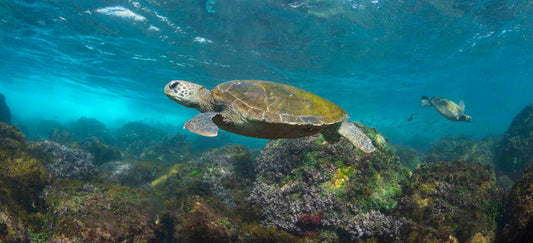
[0,93,11,124]
[151,144,254,209]
[0,122,50,241]
[113,121,168,158]
[38,140,96,180]
[138,133,192,165]
[498,166,533,242]
[80,137,122,165]
[248,122,410,241]
[424,135,498,165]
[393,145,423,169]
[394,160,503,242]
[42,180,158,242]
[67,117,113,143]
[176,199,231,241]
[0,122,25,157]
[113,122,192,164]
[495,104,533,180]
[98,161,134,182]
[151,145,283,242]
[0,122,50,206]
[0,207,29,242]
[98,160,165,188]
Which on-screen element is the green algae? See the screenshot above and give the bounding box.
[189,169,202,176]
[42,179,158,242]
[498,166,533,242]
[396,160,503,242]
[425,135,498,165]
[0,122,51,241]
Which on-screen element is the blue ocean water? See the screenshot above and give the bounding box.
[1,0,532,150]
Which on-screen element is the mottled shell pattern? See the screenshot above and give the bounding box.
[211,80,347,126]
[430,97,463,118]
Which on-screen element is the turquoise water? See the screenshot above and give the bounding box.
[1,0,532,149]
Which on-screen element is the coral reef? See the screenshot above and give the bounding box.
[495,104,533,180]
[37,141,95,180]
[395,160,503,242]
[498,166,533,242]
[0,93,11,124]
[42,180,158,242]
[248,122,410,240]
[424,135,498,165]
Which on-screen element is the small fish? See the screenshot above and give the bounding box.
[408,113,416,121]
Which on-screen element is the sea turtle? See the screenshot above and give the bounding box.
[164,80,375,153]
[420,96,472,122]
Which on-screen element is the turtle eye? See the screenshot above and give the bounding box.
[170,82,179,89]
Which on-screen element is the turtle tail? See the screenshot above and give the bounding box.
[420,96,432,108]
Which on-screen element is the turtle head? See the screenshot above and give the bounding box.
[459,114,472,122]
[165,80,213,112]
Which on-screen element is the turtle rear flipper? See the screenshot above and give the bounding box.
[337,121,375,153]
[184,112,219,137]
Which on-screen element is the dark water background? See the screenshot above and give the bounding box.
[1,0,532,150]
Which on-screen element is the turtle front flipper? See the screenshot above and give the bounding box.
[337,121,375,153]
[184,112,219,137]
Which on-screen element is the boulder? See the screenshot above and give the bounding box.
[495,104,533,180]
[0,93,11,124]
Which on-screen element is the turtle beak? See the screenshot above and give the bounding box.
[164,80,180,96]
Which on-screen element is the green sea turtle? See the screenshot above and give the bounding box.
[164,80,375,153]
[420,96,472,122]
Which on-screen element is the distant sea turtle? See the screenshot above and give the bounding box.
[420,96,472,122]
[164,80,375,153]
